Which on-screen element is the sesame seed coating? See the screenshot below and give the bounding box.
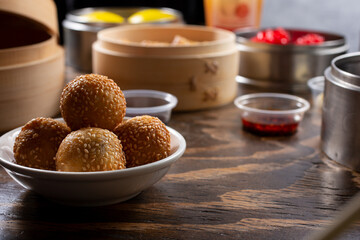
[55,127,126,172]
[13,117,71,170]
[114,115,170,168]
[60,74,126,131]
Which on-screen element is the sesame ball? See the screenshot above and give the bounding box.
[13,117,71,170]
[114,115,171,168]
[60,74,126,131]
[56,127,126,172]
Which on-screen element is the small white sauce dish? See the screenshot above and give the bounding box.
[123,89,178,123]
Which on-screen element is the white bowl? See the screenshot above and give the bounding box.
[0,119,186,206]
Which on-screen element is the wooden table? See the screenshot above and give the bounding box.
[1,76,360,239]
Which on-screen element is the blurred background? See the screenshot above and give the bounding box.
[54,0,360,51]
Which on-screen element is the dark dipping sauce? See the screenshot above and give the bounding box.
[241,118,299,136]
[126,97,168,108]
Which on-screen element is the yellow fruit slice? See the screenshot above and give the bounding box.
[128,9,176,24]
[81,11,124,23]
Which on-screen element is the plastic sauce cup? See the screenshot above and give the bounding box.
[234,93,310,136]
[123,89,178,123]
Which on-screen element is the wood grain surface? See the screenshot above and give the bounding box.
[1,70,360,239]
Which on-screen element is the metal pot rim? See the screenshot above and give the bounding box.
[236,28,346,49]
[325,66,360,92]
[65,7,183,27]
[330,52,360,84]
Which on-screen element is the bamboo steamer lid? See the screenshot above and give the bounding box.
[0,0,58,36]
[0,0,60,66]
[0,11,58,66]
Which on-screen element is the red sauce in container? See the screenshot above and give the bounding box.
[251,27,324,45]
[241,118,299,136]
[234,93,310,137]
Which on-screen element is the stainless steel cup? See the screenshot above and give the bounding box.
[322,52,360,171]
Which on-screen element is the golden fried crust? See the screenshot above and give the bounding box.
[56,127,126,172]
[60,74,126,131]
[114,115,170,168]
[13,118,71,170]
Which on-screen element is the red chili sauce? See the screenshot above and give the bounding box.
[241,118,299,136]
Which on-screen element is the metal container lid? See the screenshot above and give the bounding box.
[329,52,360,87]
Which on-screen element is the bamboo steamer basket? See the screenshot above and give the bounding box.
[0,47,64,132]
[93,25,239,111]
[0,0,64,131]
[0,34,57,66]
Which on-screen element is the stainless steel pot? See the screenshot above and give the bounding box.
[236,29,348,92]
[322,52,360,171]
[63,7,183,72]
